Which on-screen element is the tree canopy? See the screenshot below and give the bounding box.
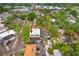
[27,12,37,21]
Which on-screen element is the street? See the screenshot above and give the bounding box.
[37,42,46,56]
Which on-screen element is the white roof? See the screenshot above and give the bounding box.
[12,8,29,12]
[51,19,56,22]
[35,6,41,8]
[53,49,62,56]
[30,28,40,36]
[48,6,53,9]
[0,24,4,28]
[43,6,48,9]
[0,30,16,39]
[68,20,76,23]
[58,29,64,34]
[54,6,62,10]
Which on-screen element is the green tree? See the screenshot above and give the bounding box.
[74,51,79,56]
[19,14,27,20]
[18,49,24,56]
[54,43,72,56]
[42,8,51,15]
[47,48,53,54]
[52,9,67,20]
[48,25,59,37]
[4,15,14,26]
[12,13,18,19]
[73,21,79,33]
[73,44,79,56]
[75,44,79,51]
[69,10,78,18]
[36,16,48,28]
[60,44,71,56]
[64,29,73,36]
[27,12,37,21]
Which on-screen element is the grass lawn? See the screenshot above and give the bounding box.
[21,24,30,44]
[12,23,21,32]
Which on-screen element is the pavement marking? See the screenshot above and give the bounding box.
[12,36,18,49]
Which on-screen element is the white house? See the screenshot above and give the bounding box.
[29,28,41,44]
[58,29,64,34]
[51,18,56,22]
[29,28,40,38]
[53,49,62,56]
[68,20,76,24]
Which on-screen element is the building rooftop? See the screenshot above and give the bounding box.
[24,44,37,56]
[58,29,64,34]
[0,30,16,40]
[29,28,40,38]
[51,19,56,22]
[12,8,29,12]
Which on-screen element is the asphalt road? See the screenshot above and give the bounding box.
[37,42,46,56]
[0,36,23,56]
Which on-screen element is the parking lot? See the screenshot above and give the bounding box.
[0,35,23,56]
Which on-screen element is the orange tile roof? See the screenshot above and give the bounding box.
[24,44,37,56]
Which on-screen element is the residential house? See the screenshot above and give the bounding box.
[29,28,41,44]
[67,14,76,23]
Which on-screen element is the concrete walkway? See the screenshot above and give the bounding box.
[45,45,49,56]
